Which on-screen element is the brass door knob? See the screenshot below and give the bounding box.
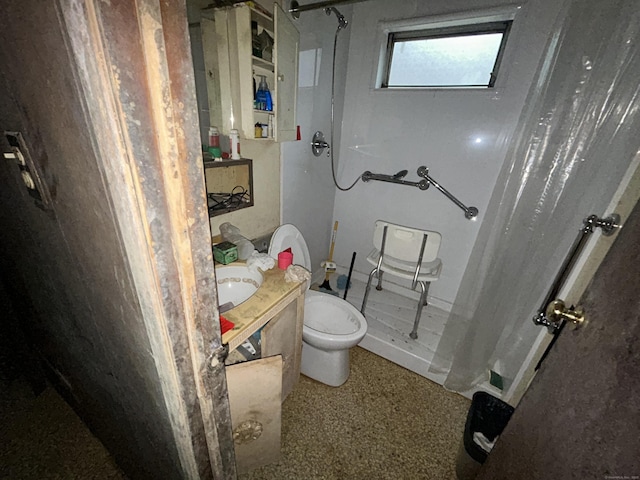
[545,299,586,328]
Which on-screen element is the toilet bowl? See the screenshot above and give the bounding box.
[269,224,368,387]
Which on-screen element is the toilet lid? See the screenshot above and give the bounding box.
[269,224,311,271]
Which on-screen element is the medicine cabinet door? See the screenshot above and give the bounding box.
[274,3,299,142]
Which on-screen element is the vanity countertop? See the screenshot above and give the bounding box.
[220,263,306,351]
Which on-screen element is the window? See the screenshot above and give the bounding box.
[382,21,512,89]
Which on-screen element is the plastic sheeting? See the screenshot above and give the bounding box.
[430,0,640,393]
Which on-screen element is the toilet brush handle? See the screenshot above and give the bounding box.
[343,252,356,300]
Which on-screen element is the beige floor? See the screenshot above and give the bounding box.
[0,382,126,479]
[0,347,469,479]
[240,347,470,480]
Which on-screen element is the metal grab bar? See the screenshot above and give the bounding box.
[360,166,479,220]
[416,166,478,219]
[533,213,620,333]
[361,170,429,190]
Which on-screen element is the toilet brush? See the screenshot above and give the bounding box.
[343,252,356,300]
[320,221,338,290]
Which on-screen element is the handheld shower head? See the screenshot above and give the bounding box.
[325,7,348,30]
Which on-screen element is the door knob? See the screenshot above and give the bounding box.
[545,299,585,328]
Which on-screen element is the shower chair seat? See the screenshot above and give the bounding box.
[360,220,442,340]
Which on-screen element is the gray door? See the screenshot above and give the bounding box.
[477,200,640,479]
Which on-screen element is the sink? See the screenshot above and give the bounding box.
[215,265,263,312]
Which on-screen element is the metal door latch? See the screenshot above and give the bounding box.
[534,299,585,333]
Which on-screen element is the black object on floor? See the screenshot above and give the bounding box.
[456,391,514,479]
[343,252,356,300]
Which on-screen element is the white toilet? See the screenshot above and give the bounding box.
[269,224,367,387]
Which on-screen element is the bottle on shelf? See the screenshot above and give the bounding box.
[209,126,220,148]
[253,75,257,109]
[230,129,241,159]
[256,75,273,112]
[208,126,222,159]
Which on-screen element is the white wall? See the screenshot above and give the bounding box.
[281,7,352,270]
[307,0,565,306]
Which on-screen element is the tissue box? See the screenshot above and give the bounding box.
[213,241,238,264]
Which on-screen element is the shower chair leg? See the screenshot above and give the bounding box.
[409,281,429,340]
[361,267,379,315]
[375,271,384,290]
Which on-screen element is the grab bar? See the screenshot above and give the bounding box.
[533,213,620,333]
[361,166,479,220]
[361,170,429,190]
[417,167,478,219]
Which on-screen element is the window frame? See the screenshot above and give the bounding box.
[380,19,513,89]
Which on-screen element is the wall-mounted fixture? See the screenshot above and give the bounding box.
[288,0,369,19]
[311,131,330,157]
[533,213,620,333]
[3,131,53,211]
[361,166,479,220]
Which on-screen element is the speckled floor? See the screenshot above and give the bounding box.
[0,383,126,479]
[0,280,126,479]
[1,333,467,480]
[240,347,470,480]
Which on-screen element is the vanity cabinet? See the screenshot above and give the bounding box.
[221,266,306,472]
[202,2,299,142]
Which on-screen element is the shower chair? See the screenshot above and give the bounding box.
[360,220,442,339]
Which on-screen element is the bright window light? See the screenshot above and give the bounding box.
[382,21,512,88]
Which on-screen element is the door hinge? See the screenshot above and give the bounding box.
[208,342,229,369]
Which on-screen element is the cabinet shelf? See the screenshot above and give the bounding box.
[252,55,274,71]
[204,158,254,217]
[249,2,273,25]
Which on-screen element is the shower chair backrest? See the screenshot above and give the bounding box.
[372,220,441,264]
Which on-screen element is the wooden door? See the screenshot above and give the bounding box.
[477,199,640,478]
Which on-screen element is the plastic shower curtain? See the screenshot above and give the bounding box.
[430,0,640,393]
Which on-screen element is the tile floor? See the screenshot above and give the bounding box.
[240,346,469,480]
[1,277,469,479]
[1,348,469,480]
[0,382,126,480]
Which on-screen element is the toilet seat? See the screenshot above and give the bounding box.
[304,290,368,348]
[305,291,361,334]
[269,224,311,276]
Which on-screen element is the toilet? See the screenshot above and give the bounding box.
[269,224,367,387]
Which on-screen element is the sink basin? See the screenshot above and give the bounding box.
[215,265,263,311]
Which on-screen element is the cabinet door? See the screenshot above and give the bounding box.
[226,355,282,474]
[201,16,225,134]
[261,292,304,400]
[274,3,299,142]
[231,4,259,139]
